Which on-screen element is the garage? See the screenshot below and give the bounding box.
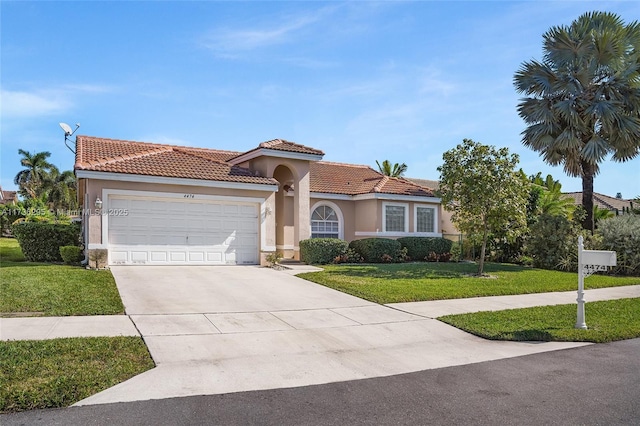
[107,194,259,265]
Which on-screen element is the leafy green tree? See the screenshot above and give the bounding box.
[375,160,407,177]
[14,150,55,199]
[438,139,528,275]
[514,11,640,232]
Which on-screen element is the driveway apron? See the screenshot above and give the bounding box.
[75,266,589,406]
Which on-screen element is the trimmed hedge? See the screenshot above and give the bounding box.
[300,238,349,264]
[60,246,84,265]
[349,238,402,263]
[397,237,453,261]
[12,222,81,262]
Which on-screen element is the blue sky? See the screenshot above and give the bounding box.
[2,1,639,199]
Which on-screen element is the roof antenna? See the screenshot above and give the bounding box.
[59,122,80,154]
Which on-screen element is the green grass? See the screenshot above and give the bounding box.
[439,298,640,343]
[0,337,155,413]
[298,263,640,304]
[0,238,124,316]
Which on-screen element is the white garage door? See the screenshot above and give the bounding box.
[107,195,259,265]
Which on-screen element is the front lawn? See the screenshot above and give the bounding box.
[0,336,155,413]
[0,238,123,316]
[298,263,640,304]
[439,298,640,343]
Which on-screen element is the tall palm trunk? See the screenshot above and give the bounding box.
[581,160,595,233]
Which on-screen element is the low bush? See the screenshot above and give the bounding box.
[59,246,83,265]
[349,238,402,263]
[333,248,364,264]
[597,215,640,276]
[300,238,349,265]
[397,237,452,261]
[12,222,81,262]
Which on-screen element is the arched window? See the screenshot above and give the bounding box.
[311,205,340,239]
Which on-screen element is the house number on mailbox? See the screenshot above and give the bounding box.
[184,194,195,198]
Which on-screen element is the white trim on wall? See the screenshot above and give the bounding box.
[76,170,278,192]
[310,192,353,201]
[229,148,324,165]
[354,193,441,203]
[382,202,409,233]
[310,200,345,240]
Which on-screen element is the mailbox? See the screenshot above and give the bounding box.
[581,250,617,267]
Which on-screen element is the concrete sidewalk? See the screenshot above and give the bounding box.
[388,285,640,318]
[1,285,638,342]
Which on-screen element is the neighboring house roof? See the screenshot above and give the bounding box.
[310,162,436,197]
[406,178,440,191]
[562,191,633,212]
[0,187,18,205]
[75,136,276,185]
[74,136,436,198]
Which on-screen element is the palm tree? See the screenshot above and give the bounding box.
[529,173,575,217]
[45,167,77,211]
[593,205,615,226]
[13,149,55,199]
[376,160,408,177]
[514,11,640,232]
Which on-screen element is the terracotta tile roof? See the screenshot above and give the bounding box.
[74,136,436,198]
[229,139,324,161]
[310,162,436,197]
[562,192,633,212]
[75,136,276,185]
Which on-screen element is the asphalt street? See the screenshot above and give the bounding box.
[3,338,639,426]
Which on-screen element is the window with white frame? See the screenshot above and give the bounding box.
[416,206,435,233]
[311,205,340,238]
[384,203,407,233]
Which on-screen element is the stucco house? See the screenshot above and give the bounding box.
[75,136,443,266]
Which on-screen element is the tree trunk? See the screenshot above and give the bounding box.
[581,161,595,233]
[478,225,488,275]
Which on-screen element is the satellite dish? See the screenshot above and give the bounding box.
[59,122,73,136]
[59,122,80,153]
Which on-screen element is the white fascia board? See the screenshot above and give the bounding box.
[310,192,353,201]
[354,231,443,238]
[229,148,324,165]
[75,170,278,192]
[352,193,441,203]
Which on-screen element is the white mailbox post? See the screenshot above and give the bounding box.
[576,236,617,329]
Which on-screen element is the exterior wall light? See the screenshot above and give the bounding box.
[95,197,103,209]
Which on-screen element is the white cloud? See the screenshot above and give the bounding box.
[200,5,341,58]
[1,84,115,118]
[1,89,70,118]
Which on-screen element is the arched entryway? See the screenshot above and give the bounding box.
[273,165,296,258]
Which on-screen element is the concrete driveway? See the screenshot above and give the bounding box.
[75,265,589,406]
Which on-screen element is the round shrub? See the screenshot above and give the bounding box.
[300,238,349,265]
[397,237,453,261]
[12,222,81,262]
[59,246,84,265]
[597,215,640,276]
[349,238,402,263]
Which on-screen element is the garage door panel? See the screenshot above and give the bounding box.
[150,251,168,262]
[131,251,149,263]
[108,195,259,265]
